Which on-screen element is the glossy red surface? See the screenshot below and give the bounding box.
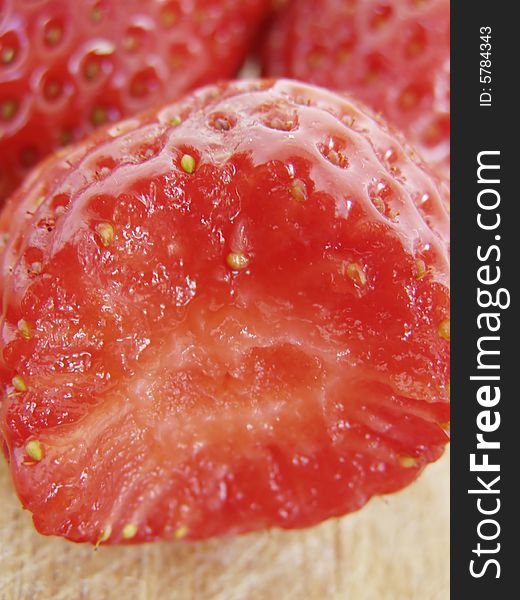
[0,0,270,200]
[0,79,449,544]
[263,0,450,177]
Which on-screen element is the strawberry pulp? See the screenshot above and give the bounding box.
[0,80,450,543]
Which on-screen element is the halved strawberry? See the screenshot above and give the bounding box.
[0,79,449,544]
[262,0,450,177]
[0,0,270,201]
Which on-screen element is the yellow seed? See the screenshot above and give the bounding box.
[399,89,419,110]
[398,455,418,468]
[387,209,399,222]
[1,46,16,64]
[17,319,32,340]
[45,26,63,46]
[194,10,206,24]
[122,523,138,539]
[295,95,312,107]
[26,440,43,462]
[90,7,103,23]
[308,51,324,69]
[342,114,355,128]
[169,54,183,70]
[346,262,367,286]
[96,223,114,247]
[12,375,27,392]
[180,154,196,174]
[406,39,425,58]
[266,116,294,131]
[290,179,308,203]
[174,525,188,539]
[45,81,63,103]
[415,259,428,280]
[440,421,451,432]
[371,196,386,215]
[226,252,249,271]
[84,60,100,81]
[371,12,391,30]
[423,120,442,145]
[363,69,379,84]
[160,9,177,27]
[91,105,108,127]
[59,128,73,146]
[336,48,352,63]
[123,34,138,52]
[326,149,348,168]
[96,525,112,546]
[1,99,17,121]
[169,115,182,127]
[438,319,450,341]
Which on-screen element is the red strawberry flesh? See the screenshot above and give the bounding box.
[0,79,449,544]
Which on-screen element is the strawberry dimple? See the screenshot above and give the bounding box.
[262,0,450,178]
[0,79,449,544]
[0,0,270,201]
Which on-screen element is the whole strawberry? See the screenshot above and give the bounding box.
[0,79,449,544]
[263,0,450,177]
[0,0,270,200]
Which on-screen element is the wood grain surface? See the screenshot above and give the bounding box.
[0,450,449,600]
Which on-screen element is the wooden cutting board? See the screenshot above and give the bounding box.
[0,451,449,600]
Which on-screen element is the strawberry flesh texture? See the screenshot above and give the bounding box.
[0,0,270,200]
[0,80,449,543]
[262,0,450,177]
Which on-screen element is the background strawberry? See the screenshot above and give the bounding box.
[0,0,270,201]
[0,79,449,544]
[262,0,450,177]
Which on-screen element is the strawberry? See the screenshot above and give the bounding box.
[262,0,450,177]
[0,79,450,544]
[0,0,270,201]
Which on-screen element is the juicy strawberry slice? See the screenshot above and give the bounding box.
[0,0,270,201]
[0,79,449,544]
[262,0,450,177]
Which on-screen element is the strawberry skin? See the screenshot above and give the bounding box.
[0,79,449,544]
[0,0,270,201]
[262,0,450,177]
